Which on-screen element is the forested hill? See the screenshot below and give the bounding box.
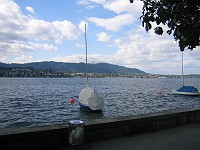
[0,62,146,74]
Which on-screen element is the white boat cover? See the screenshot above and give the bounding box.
[78,86,104,110]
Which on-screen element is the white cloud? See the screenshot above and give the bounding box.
[43,43,57,51]
[26,6,35,14]
[0,42,34,56]
[0,41,57,58]
[80,0,143,15]
[53,23,200,75]
[104,0,143,15]
[52,20,80,41]
[53,53,112,64]
[26,19,59,42]
[112,26,200,74]
[1,0,200,75]
[78,0,90,5]
[0,55,8,62]
[0,0,80,62]
[53,50,200,75]
[97,32,110,42]
[53,54,86,63]
[112,30,179,74]
[13,55,33,64]
[78,0,106,6]
[29,42,58,51]
[78,21,88,33]
[88,14,134,31]
[24,19,80,44]
[76,43,85,48]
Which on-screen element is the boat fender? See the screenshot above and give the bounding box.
[70,97,75,104]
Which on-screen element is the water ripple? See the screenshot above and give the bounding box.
[0,78,200,129]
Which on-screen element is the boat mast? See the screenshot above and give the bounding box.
[181,51,184,86]
[85,24,88,86]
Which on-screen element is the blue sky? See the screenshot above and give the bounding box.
[0,0,200,74]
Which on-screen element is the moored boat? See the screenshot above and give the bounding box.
[78,24,104,111]
[172,85,200,96]
[79,86,104,111]
[172,51,200,96]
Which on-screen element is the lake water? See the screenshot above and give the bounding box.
[0,77,200,129]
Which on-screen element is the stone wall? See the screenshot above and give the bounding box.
[1,107,200,149]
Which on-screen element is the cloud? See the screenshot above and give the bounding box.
[25,19,80,44]
[28,42,58,51]
[80,0,143,15]
[84,0,200,75]
[77,0,90,5]
[76,43,85,48]
[53,23,200,75]
[26,19,59,42]
[13,55,33,64]
[112,26,200,74]
[53,53,112,64]
[97,32,110,42]
[88,14,134,31]
[0,42,34,55]
[26,6,35,14]
[0,0,80,62]
[78,21,88,33]
[1,0,200,74]
[52,20,80,41]
[0,55,8,62]
[79,0,143,34]
[53,54,86,63]
[113,29,179,74]
[103,0,143,15]
[78,0,106,6]
[0,41,57,56]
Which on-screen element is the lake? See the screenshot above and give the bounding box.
[0,77,200,129]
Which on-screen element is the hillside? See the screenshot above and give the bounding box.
[0,62,146,74]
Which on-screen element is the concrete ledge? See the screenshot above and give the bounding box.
[0,124,68,150]
[1,107,200,149]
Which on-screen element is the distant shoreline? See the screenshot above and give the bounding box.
[0,74,200,78]
[1,66,200,78]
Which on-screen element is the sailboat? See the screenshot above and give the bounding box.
[172,51,200,96]
[78,24,104,111]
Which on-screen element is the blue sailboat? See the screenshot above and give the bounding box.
[173,86,200,96]
[172,51,200,96]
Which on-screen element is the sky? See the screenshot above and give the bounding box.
[0,0,200,75]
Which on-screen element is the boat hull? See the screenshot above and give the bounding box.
[172,90,200,96]
[79,102,102,112]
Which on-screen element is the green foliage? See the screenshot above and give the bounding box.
[131,0,200,51]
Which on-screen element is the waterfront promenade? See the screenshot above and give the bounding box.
[61,123,200,150]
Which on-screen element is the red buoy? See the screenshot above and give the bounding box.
[69,97,74,104]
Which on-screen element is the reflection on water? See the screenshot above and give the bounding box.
[0,77,200,129]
